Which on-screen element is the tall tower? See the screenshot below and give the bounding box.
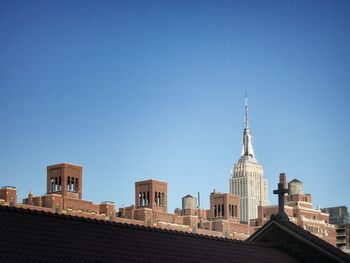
[47,163,83,200]
[229,96,269,223]
[135,179,167,212]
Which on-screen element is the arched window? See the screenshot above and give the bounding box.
[218,205,221,217]
[222,204,225,217]
[67,177,70,191]
[54,177,58,191]
[229,205,232,217]
[147,191,150,206]
[75,178,79,192]
[154,192,158,205]
[71,177,75,192]
[51,177,54,192]
[157,192,161,206]
[161,193,165,206]
[139,192,142,206]
[214,205,217,218]
[59,177,62,191]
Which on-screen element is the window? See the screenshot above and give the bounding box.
[139,192,142,206]
[59,177,62,191]
[54,177,58,191]
[71,177,75,192]
[75,178,79,192]
[67,177,70,191]
[51,177,54,192]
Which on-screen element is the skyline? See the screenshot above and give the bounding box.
[1,1,349,212]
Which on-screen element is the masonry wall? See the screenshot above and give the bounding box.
[258,204,336,245]
[0,187,17,205]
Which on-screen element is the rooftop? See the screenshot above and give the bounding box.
[0,205,299,262]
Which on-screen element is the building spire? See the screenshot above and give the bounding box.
[245,93,249,129]
[241,94,255,159]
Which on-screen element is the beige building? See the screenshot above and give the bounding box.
[229,96,269,223]
[255,173,336,246]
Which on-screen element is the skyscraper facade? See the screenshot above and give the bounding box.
[229,96,269,223]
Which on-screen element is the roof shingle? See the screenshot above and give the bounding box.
[0,206,299,262]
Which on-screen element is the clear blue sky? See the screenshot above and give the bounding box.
[1,0,349,212]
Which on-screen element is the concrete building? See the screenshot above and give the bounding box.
[335,223,350,254]
[322,206,349,226]
[321,206,350,253]
[256,173,336,245]
[229,96,269,223]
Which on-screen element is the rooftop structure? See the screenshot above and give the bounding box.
[1,204,349,262]
[256,173,336,245]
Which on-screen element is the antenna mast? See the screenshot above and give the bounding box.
[244,93,249,128]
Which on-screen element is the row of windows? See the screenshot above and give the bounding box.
[232,179,247,197]
[50,176,79,193]
[234,170,262,178]
[213,204,238,218]
[231,178,265,200]
[138,191,165,207]
[213,204,225,218]
[305,225,326,234]
[229,204,238,218]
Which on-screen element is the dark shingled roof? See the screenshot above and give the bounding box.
[0,205,299,263]
[249,215,350,263]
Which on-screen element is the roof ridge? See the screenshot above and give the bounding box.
[0,205,273,247]
[250,215,350,261]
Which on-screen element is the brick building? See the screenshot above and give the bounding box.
[255,173,336,245]
[1,191,349,262]
[0,163,254,240]
[20,163,116,220]
[0,163,338,245]
[119,179,255,239]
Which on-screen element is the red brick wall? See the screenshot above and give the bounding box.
[99,203,116,219]
[47,163,83,199]
[135,180,167,212]
[64,197,98,212]
[0,188,17,205]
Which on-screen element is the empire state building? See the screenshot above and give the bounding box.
[229,96,269,223]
